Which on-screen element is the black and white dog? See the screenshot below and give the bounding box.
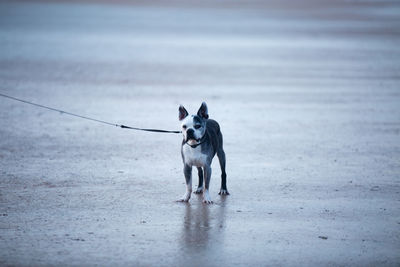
[178,102,229,204]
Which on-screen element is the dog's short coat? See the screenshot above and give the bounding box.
[178,102,229,204]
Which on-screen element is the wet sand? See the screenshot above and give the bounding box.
[0,0,399,266]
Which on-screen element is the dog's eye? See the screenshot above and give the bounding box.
[194,125,201,129]
[182,125,187,129]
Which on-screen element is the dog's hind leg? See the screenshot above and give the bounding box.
[194,167,204,194]
[217,148,229,195]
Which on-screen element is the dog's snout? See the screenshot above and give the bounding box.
[186,128,195,139]
[187,128,194,135]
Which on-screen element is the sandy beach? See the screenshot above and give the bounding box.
[0,0,399,265]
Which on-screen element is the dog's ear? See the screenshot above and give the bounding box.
[197,102,209,119]
[179,105,189,121]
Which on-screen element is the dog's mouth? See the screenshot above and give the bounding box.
[186,137,200,143]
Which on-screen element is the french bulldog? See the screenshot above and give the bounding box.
[178,102,229,204]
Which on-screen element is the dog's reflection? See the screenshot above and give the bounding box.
[180,196,228,252]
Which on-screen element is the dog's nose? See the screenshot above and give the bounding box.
[186,128,195,138]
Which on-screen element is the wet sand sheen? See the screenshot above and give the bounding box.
[0,0,399,266]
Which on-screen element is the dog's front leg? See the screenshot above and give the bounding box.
[178,164,192,202]
[202,165,213,204]
[194,167,204,194]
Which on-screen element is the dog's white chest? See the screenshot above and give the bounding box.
[183,145,207,167]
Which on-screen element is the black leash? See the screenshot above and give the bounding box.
[0,93,181,134]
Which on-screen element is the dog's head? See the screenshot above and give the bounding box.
[179,102,208,145]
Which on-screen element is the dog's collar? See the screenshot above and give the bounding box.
[185,133,207,148]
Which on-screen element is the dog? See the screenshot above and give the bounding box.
[177,102,229,204]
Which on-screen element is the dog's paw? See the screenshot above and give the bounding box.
[176,191,191,202]
[203,199,213,204]
[202,190,213,204]
[194,186,203,194]
[218,189,230,195]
